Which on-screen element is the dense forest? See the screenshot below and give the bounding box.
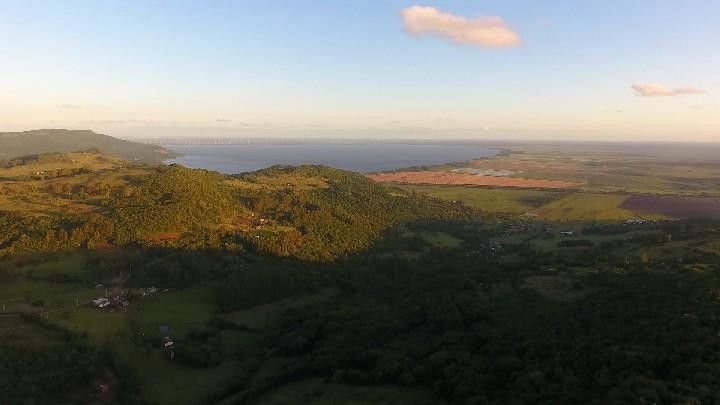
[263,233,720,404]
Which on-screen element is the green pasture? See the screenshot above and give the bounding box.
[397,184,667,222]
[135,286,215,338]
[0,278,98,308]
[14,252,88,279]
[396,184,561,214]
[48,307,129,341]
[535,193,650,221]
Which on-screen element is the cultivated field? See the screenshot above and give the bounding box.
[368,171,579,189]
[381,143,720,197]
[394,184,660,221]
[620,195,720,219]
[396,185,562,214]
[535,193,661,221]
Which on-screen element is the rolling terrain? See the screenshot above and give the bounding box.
[2,149,720,404]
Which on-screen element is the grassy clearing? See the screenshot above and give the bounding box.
[247,377,445,405]
[395,184,659,221]
[0,152,126,178]
[396,184,560,214]
[135,286,215,338]
[49,307,129,341]
[225,174,328,192]
[418,231,463,248]
[535,193,661,221]
[0,315,63,343]
[128,347,246,405]
[14,252,87,278]
[129,288,338,404]
[0,278,98,307]
[222,288,337,330]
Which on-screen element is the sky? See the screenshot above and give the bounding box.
[1,0,719,141]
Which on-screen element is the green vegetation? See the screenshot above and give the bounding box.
[0,316,101,404]
[396,184,662,221]
[0,157,470,261]
[535,193,661,221]
[400,146,720,197]
[3,149,720,404]
[396,184,562,214]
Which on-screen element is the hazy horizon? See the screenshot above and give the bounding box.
[2,1,719,141]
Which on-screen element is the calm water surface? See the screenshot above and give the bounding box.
[165,144,497,174]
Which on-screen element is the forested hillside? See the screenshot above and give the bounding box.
[0,129,176,164]
[0,153,470,261]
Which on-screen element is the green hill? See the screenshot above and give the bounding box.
[0,155,470,261]
[0,129,177,164]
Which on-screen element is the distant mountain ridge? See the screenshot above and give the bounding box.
[0,129,177,164]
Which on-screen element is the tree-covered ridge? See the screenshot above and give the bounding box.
[0,156,472,261]
[110,165,236,244]
[0,129,176,164]
[233,165,473,260]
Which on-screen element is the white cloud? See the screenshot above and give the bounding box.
[402,6,520,47]
[631,83,706,97]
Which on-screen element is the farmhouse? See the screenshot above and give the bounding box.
[142,287,159,296]
[92,297,111,308]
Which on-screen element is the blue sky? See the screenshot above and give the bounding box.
[1,0,718,141]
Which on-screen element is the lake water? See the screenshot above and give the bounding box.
[165,144,497,174]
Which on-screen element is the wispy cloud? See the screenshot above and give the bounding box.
[402,6,520,47]
[60,104,81,109]
[631,83,707,97]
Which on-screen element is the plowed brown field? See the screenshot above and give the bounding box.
[368,171,579,189]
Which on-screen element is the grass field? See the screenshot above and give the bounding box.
[135,286,216,338]
[49,307,129,341]
[14,252,88,278]
[0,152,152,216]
[396,184,561,214]
[393,147,720,197]
[535,193,661,221]
[131,349,246,405]
[396,184,662,221]
[417,231,463,248]
[0,315,64,343]
[222,288,337,330]
[0,278,98,308]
